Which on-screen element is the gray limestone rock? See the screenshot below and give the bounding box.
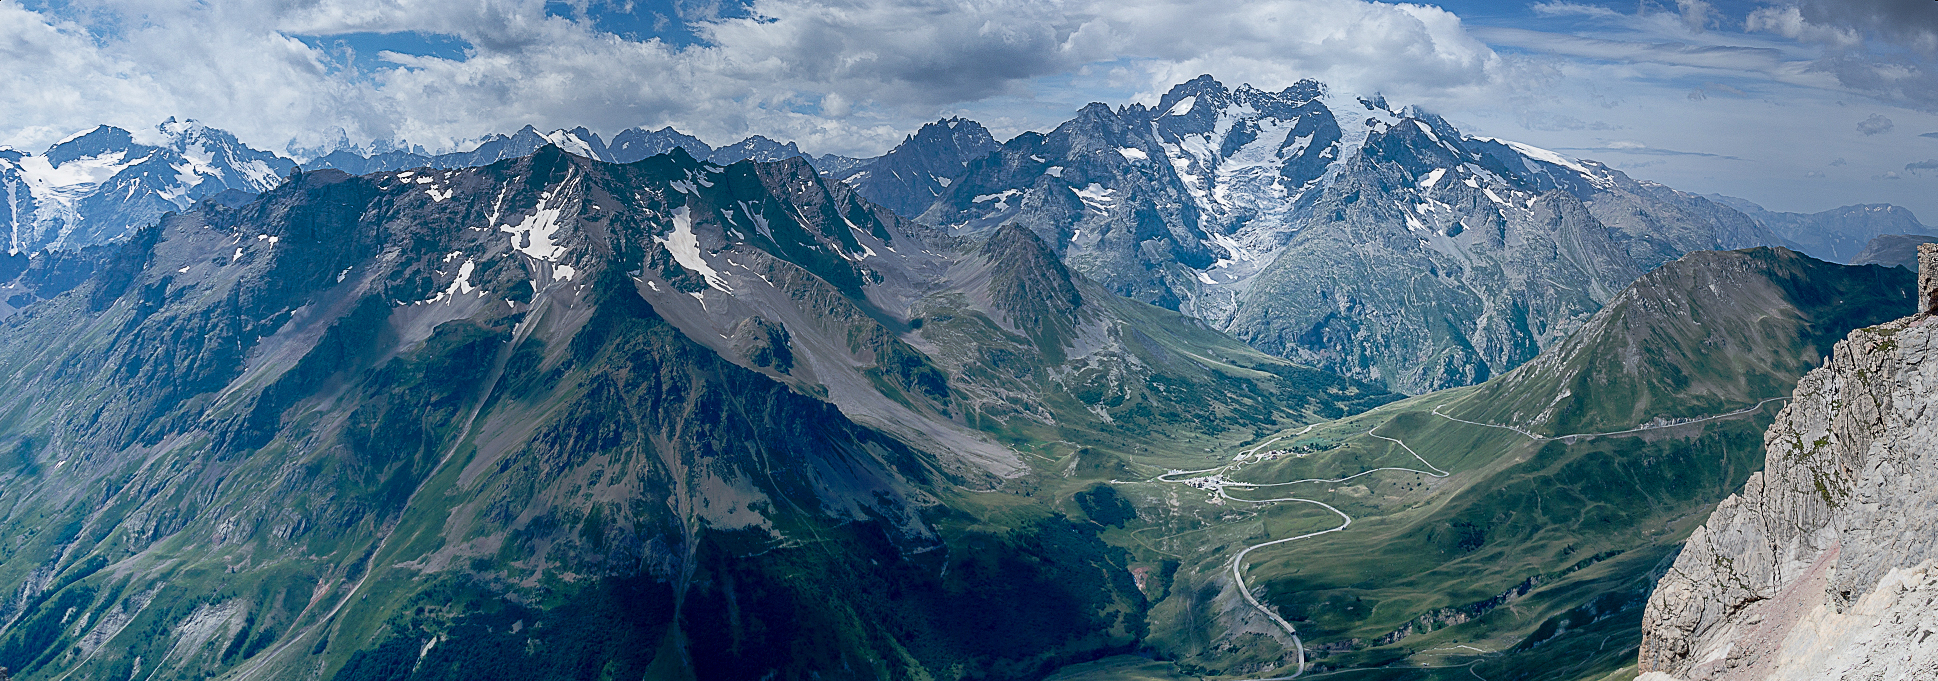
[1638,252,1938,679]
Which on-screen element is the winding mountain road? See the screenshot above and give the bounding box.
[1137,395,1789,678]
[1152,420,1451,679]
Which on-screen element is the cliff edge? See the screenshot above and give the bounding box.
[1637,243,1938,679]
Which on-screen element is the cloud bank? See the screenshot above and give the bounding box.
[0,0,1517,156]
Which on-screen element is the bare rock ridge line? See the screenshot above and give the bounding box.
[1637,242,1938,679]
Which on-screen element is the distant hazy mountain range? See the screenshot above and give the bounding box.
[1703,194,1934,264]
[1852,233,1938,269]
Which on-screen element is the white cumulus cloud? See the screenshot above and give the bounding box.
[0,0,1520,156]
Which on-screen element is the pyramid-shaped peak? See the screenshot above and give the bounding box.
[981,224,1079,308]
[47,125,145,165]
[1165,74,1228,99]
[981,224,1084,354]
[909,117,995,146]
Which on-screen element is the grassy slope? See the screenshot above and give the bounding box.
[1449,248,1915,436]
[1032,248,1912,680]
[0,147,1904,681]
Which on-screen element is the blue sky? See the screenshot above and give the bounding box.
[2,0,1935,219]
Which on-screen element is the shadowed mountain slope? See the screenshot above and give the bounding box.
[0,145,1390,681]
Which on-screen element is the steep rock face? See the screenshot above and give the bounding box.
[1228,116,1788,393]
[921,78,1337,314]
[1639,253,1938,679]
[837,118,999,219]
[707,134,808,164]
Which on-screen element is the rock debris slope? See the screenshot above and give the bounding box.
[1638,243,1938,680]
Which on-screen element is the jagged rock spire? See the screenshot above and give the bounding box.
[1918,242,1938,314]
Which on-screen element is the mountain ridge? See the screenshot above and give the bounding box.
[0,144,1398,680]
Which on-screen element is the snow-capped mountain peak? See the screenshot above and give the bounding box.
[0,120,294,253]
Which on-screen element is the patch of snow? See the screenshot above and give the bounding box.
[499,187,571,261]
[234,159,281,191]
[1420,168,1446,189]
[435,259,479,303]
[972,189,1021,211]
[1073,183,1115,213]
[554,264,575,281]
[54,127,100,146]
[654,205,729,292]
[1167,95,1198,117]
[1117,147,1148,161]
[1474,137,1594,176]
[1412,120,1445,146]
[1044,166,1063,178]
[746,204,773,239]
[936,176,952,187]
[453,260,476,293]
[16,150,143,229]
[542,130,597,158]
[837,213,880,260]
[171,142,222,192]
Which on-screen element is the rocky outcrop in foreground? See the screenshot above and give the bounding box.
[1637,244,1938,679]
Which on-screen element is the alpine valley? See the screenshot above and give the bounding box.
[0,75,1928,681]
